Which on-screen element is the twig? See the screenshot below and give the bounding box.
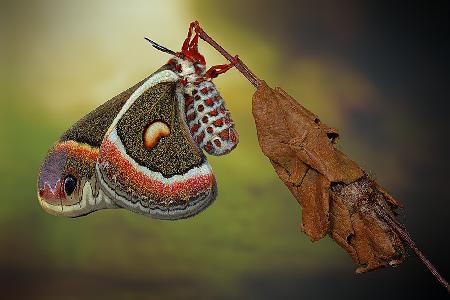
[192,21,260,88]
[193,20,450,293]
[376,207,449,292]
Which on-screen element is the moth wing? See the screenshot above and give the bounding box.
[38,74,155,217]
[96,69,217,219]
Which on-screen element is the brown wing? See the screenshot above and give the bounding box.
[97,70,217,220]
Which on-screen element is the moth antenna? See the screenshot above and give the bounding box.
[144,37,176,56]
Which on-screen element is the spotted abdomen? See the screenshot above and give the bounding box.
[184,80,238,156]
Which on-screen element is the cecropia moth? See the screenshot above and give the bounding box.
[37,23,238,219]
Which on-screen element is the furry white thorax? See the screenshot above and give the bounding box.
[171,56,207,95]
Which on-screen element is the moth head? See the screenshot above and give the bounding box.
[37,141,98,217]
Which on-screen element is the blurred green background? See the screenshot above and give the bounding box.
[1,1,449,299]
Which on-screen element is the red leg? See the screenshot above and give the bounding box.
[181,22,205,65]
[205,56,239,79]
[182,22,197,52]
[189,32,199,51]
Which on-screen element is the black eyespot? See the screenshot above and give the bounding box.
[64,175,77,196]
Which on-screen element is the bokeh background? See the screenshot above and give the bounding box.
[1,0,449,299]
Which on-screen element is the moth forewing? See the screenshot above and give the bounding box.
[96,68,218,220]
[103,70,179,137]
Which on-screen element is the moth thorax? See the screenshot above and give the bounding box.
[183,80,238,156]
[168,56,206,87]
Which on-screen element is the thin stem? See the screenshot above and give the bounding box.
[193,21,261,88]
[376,207,449,292]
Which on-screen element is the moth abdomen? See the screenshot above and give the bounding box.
[184,80,238,156]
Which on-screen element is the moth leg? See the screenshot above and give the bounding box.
[189,31,200,51]
[181,21,204,56]
[205,56,239,79]
[182,22,197,52]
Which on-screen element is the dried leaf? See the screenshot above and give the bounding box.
[252,81,405,272]
[193,21,449,289]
